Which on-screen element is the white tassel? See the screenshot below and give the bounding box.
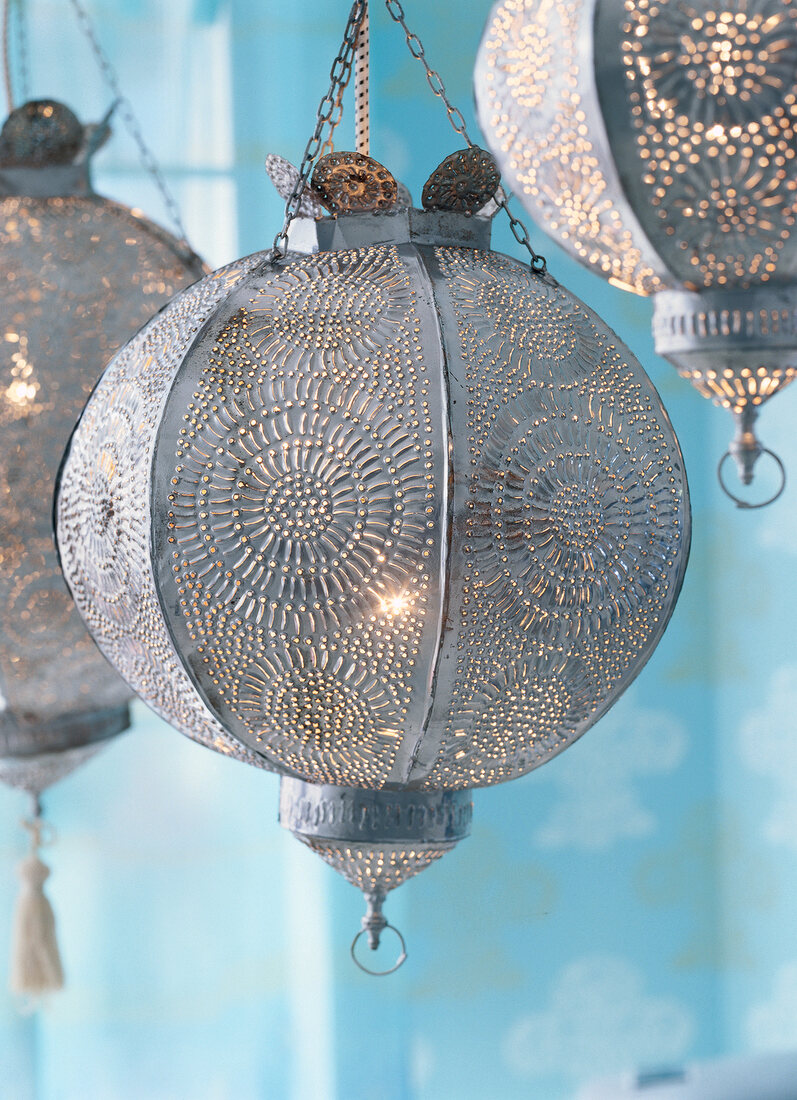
[9,817,64,997]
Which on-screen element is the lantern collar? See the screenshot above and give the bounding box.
[293,206,494,254]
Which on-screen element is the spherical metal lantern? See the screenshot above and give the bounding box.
[475,0,797,504]
[0,99,204,796]
[56,149,690,964]
[0,98,205,995]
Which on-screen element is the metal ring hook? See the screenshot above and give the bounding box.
[717,447,786,509]
[350,923,407,976]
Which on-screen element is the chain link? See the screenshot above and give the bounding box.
[67,0,196,256]
[318,74,350,159]
[270,0,367,261]
[384,0,548,276]
[2,0,14,111]
[13,0,28,104]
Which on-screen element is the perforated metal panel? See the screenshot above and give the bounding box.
[57,209,690,791]
[476,0,797,293]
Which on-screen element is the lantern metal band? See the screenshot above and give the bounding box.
[279,780,473,845]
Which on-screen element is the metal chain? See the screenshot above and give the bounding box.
[12,0,28,104]
[1,0,38,115]
[318,77,349,159]
[67,0,194,253]
[270,0,366,261]
[2,0,14,111]
[383,0,548,275]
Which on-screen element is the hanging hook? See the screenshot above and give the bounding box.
[717,448,786,509]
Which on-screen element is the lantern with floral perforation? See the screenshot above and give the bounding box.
[475,0,797,507]
[56,0,690,973]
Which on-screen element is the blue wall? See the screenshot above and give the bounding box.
[1,1,796,1097]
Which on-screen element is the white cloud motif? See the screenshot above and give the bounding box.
[747,961,797,1050]
[739,665,797,849]
[503,955,695,1081]
[758,474,797,557]
[533,698,687,850]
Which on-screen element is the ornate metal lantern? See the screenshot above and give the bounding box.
[56,0,690,973]
[0,97,204,994]
[475,0,797,507]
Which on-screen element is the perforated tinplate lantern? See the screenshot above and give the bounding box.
[0,99,204,994]
[475,0,797,507]
[56,167,691,967]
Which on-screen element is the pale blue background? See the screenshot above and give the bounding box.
[1,1,796,1097]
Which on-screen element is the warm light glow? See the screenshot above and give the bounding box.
[5,377,38,407]
[381,594,409,616]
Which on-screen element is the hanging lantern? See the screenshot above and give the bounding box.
[475,0,797,507]
[56,0,690,974]
[0,97,204,995]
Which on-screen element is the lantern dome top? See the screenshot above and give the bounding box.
[0,100,87,168]
[0,99,115,199]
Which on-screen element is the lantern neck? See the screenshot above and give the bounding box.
[0,162,93,197]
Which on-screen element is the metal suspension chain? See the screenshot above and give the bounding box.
[12,0,28,104]
[317,70,352,159]
[67,0,193,252]
[2,0,15,111]
[383,0,548,276]
[270,0,367,261]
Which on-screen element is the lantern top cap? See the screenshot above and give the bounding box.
[0,99,111,169]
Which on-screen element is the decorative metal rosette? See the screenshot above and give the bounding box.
[311,151,398,214]
[264,153,326,218]
[421,146,500,213]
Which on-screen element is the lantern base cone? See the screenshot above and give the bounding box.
[0,704,130,797]
[279,778,472,972]
[654,286,792,505]
[653,285,797,415]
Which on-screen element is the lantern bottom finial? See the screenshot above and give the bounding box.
[715,405,786,508]
[350,892,408,976]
